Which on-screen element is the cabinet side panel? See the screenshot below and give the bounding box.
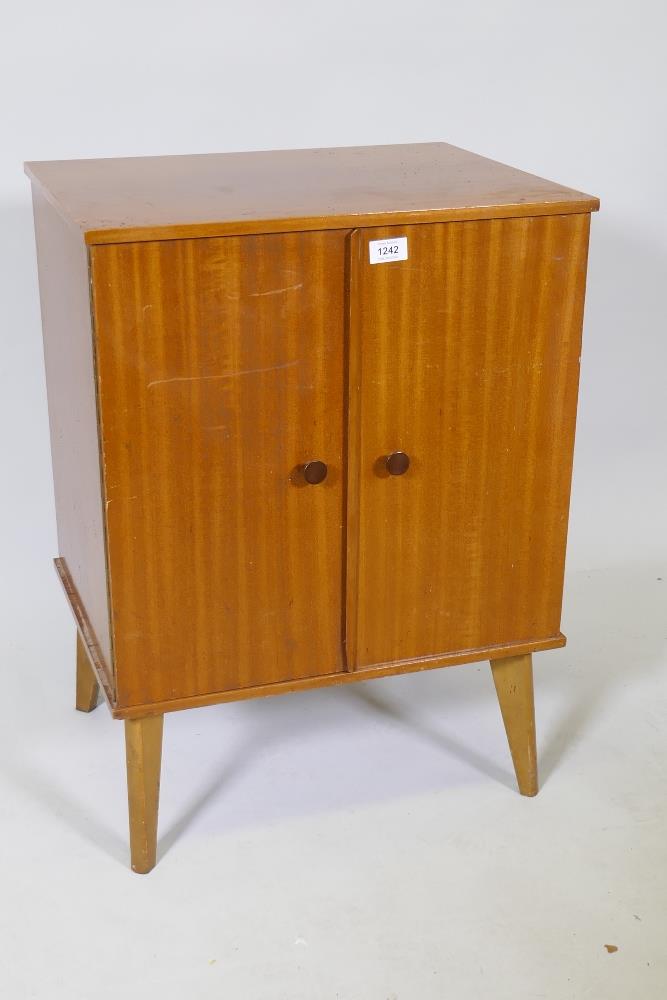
[31,188,113,687]
[348,214,591,668]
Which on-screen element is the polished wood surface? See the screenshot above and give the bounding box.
[75,632,100,712]
[490,654,538,796]
[55,543,563,720]
[346,215,590,669]
[114,634,564,721]
[30,145,597,869]
[90,231,348,709]
[25,143,598,246]
[125,715,163,874]
[31,190,114,691]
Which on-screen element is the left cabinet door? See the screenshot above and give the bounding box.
[91,231,348,709]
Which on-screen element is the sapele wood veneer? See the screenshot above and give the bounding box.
[28,142,598,872]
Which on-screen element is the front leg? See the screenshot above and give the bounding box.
[490,653,538,797]
[125,715,164,873]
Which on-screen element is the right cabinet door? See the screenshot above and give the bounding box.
[346,215,591,669]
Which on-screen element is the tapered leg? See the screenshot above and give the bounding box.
[75,632,100,712]
[125,715,164,874]
[490,654,538,797]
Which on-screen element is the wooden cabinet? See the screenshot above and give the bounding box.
[27,143,598,872]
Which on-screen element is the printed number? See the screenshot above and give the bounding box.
[369,236,408,264]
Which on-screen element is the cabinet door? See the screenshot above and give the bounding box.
[346,216,590,669]
[91,231,348,708]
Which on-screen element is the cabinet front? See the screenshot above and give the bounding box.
[91,231,348,707]
[346,216,590,669]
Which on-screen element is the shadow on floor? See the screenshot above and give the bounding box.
[9,560,664,866]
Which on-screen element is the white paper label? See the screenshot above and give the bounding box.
[369,236,408,264]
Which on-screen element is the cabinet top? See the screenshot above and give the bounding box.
[25,142,598,245]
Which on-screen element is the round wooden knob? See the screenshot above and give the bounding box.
[385,451,410,476]
[303,460,328,485]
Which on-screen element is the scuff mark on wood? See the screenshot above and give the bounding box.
[147,359,300,389]
[226,282,303,300]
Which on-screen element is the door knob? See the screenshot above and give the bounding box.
[385,451,410,476]
[302,460,328,485]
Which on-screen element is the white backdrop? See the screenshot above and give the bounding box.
[1,3,665,998]
[2,0,665,595]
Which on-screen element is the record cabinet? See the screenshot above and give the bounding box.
[27,143,598,871]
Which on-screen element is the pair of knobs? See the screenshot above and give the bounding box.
[303,451,410,484]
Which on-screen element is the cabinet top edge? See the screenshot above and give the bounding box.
[25,141,599,245]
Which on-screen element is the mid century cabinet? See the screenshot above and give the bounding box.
[27,143,598,872]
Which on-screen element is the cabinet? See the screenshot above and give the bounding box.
[27,143,598,872]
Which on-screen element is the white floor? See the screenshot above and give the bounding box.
[1,479,666,999]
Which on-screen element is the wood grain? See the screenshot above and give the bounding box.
[25,143,598,246]
[347,215,591,668]
[114,634,564,720]
[31,188,114,692]
[30,144,599,872]
[90,230,348,709]
[490,654,538,796]
[125,715,163,874]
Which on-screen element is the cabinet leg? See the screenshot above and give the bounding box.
[125,715,164,874]
[75,632,100,712]
[490,654,538,797]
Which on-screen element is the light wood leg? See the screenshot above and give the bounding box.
[490,654,538,797]
[75,632,100,712]
[125,715,164,874]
